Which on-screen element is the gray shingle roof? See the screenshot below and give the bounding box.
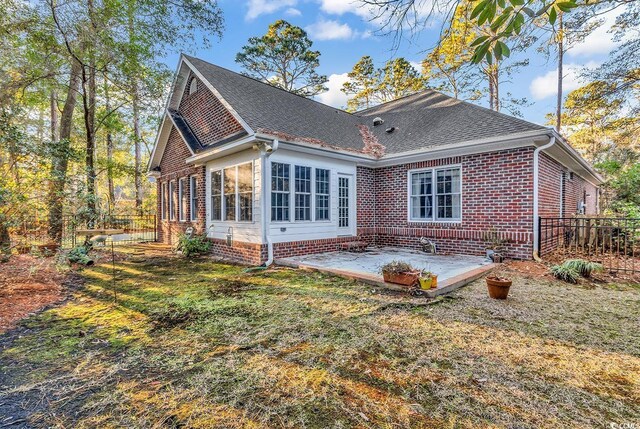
[185,55,365,152]
[357,91,546,154]
[184,55,546,156]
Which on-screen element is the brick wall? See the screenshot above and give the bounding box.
[538,152,599,217]
[156,73,246,247]
[357,148,536,260]
[179,73,245,146]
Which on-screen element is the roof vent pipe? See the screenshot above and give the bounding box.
[385,126,395,133]
[373,117,384,126]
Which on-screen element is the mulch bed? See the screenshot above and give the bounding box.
[0,254,67,334]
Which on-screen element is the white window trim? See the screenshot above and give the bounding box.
[211,161,254,224]
[178,177,186,222]
[315,168,331,222]
[270,162,333,224]
[190,175,198,221]
[169,180,176,221]
[210,170,222,222]
[407,164,463,223]
[161,182,167,221]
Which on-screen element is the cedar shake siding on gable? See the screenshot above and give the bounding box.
[179,73,246,147]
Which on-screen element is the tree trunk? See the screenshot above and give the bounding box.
[128,10,143,215]
[105,81,115,212]
[0,221,10,261]
[82,61,97,224]
[50,91,59,142]
[48,59,81,242]
[133,95,142,214]
[556,12,564,132]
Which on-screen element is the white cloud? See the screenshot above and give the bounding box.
[568,9,624,57]
[285,7,302,16]
[318,0,371,17]
[529,62,599,100]
[305,19,355,40]
[316,73,350,108]
[409,60,422,71]
[245,0,297,21]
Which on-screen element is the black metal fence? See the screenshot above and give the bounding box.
[539,216,640,274]
[10,214,157,250]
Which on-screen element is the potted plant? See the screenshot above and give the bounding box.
[418,271,438,290]
[486,275,512,299]
[380,261,420,286]
[483,226,506,261]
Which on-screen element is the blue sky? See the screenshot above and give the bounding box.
[165,0,623,125]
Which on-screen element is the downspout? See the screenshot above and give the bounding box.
[532,136,556,261]
[261,139,278,266]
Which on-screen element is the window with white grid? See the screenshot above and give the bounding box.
[210,170,221,221]
[315,168,330,221]
[295,166,311,221]
[271,162,290,221]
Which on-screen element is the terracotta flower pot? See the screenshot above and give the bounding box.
[486,276,512,299]
[383,271,420,286]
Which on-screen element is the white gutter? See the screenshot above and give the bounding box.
[532,136,556,260]
[260,139,279,266]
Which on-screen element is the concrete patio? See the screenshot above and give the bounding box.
[276,247,495,297]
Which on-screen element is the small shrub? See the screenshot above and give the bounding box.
[174,234,211,257]
[380,260,415,275]
[68,245,94,265]
[563,259,603,278]
[550,264,579,284]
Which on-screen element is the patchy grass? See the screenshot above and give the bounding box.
[1,249,639,428]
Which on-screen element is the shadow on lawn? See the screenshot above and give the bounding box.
[1,253,639,428]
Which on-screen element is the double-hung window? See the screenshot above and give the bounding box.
[271,162,290,221]
[238,163,253,221]
[209,162,253,223]
[315,169,330,221]
[178,178,186,221]
[294,166,312,221]
[210,171,222,221]
[169,181,176,221]
[190,176,198,221]
[409,166,461,222]
[223,167,236,221]
[161,182,167,220]
[271,163,333,222]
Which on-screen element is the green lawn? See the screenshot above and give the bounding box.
[1,250,639,428]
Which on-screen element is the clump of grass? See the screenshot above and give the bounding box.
[550,259,604,283]
[148,302,200,329]
[550,264,580,284]
[563,259,603,278]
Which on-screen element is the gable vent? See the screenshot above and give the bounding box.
[372,117,384,126]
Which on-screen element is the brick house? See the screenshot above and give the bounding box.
[148,55,603,264]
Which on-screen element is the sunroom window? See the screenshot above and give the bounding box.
[409,167,461,221]
[210,162,253,223]
[271,162,290,221]
[295,166,312,221]
[210,171,222,221]
[271,163,333,222]
[315,168,330,221]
